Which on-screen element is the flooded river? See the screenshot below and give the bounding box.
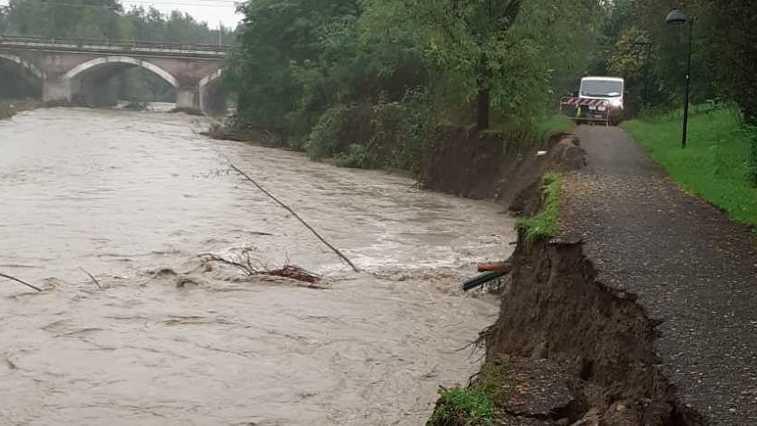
[0,108,515,425]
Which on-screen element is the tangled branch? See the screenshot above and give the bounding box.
[199,249,322,287]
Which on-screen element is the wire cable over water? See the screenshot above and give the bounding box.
[227,162,360,273]
[0,272,42,292]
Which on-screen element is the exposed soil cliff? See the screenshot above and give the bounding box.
[421,127,585,206]
[482,232,703,424]
[428,130,706,425]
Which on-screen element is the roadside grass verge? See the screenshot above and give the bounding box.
[517,173,563,241]
[624,107,757,226]
[536,114,574,141]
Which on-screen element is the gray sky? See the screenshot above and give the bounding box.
[122,1,243,29]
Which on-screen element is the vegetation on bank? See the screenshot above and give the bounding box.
[536,115,574,141]
[518,173,563,241]
[428,359,512,426]
[225,0,603,173]
[429,388,493,426]
[625,107,757,226]
[224,0,756,177]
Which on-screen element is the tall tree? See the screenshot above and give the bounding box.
[410,0,601,130]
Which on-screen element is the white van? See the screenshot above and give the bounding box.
[579,76,625,124]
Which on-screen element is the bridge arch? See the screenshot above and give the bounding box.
[199,68,222,92]
[0,54,45,81]
[63,56,178,88]
[199,68,224,114]
[0,53,45,99]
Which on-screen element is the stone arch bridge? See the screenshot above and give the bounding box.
[0,35,227,112]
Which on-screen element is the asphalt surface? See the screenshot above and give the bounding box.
[561,126,757,424]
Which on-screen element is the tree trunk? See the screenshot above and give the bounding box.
[476,85,490,130]
[476,53,491,131]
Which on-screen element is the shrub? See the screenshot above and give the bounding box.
[305,104,352,160]
[335,144,371,168]
[305,90,432,172]
[367,92,431,172]
[428,387,493,426]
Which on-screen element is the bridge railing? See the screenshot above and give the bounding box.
[0,34,229,55]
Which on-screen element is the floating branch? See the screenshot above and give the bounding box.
[80,267,102,289]
[199,251,322,287]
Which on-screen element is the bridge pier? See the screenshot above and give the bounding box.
[42,78,72,104]
[176,88,198,111]
[3,37,227,112]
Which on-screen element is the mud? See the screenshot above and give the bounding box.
[479,175,702,425]
[0,108,518,425]
[421,127,580,206]
[485,237,697,424]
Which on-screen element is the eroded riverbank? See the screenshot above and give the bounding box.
[0,108,516,425]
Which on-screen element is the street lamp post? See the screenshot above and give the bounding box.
[666,8,693,149]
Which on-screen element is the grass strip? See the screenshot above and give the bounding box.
[624,107,757,226]
[517,173,562,241]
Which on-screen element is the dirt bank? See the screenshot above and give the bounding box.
[482,232,702,424]
[428,128,711,425]
[421,127,584,206]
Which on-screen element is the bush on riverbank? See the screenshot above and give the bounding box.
[224,0,600,174]
[306,92,431,173]
[624,106,757,226]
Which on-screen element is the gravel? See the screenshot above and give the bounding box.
[559,125,757,424]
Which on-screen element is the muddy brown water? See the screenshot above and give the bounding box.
[0,108,515,425]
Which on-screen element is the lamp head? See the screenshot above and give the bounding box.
[666,9,689,25]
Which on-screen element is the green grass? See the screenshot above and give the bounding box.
[624,107,757,226]
[426,357,514,426]
[428,387,493,426]
[536,114,574,141]
[517,173,563,241]
[428,358,513,426]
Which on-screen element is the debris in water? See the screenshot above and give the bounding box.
[199,249,324,288]
[266,265,322,285]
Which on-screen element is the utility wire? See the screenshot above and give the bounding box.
[226,162,361,273]
[0,272,43,292]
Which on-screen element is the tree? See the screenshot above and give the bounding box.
[408,0,601,130]
[227,0,362,130]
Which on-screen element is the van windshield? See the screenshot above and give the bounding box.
[580,80,623,98]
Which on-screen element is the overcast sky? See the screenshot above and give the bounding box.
[122,1,243,29]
